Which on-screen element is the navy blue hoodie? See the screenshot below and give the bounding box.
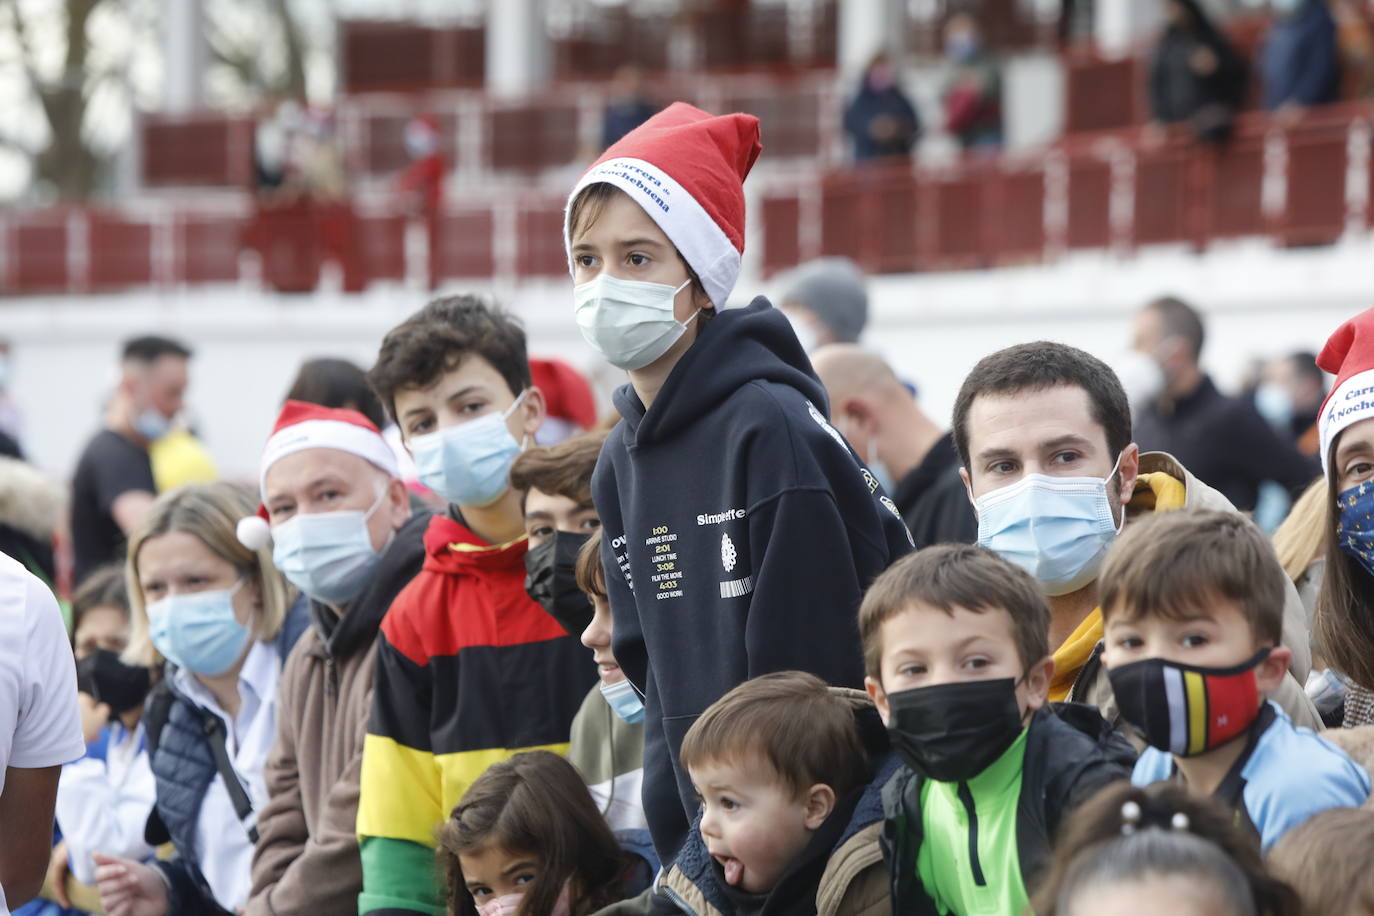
[593,297,914,862]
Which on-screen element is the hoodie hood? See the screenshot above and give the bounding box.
[612,297,827,447]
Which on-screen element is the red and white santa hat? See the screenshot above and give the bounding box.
[236,400,400,550]
[1317,306,1374,474]
[563,102,763,311]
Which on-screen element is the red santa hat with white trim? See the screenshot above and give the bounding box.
[1317,306,1374,475]
[236,400,400,550]
[563,102,763,311]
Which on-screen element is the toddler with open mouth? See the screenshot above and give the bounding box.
[663,671,896,915]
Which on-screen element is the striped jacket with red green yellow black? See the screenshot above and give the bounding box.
[356,513,595,915]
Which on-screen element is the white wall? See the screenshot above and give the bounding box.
[4,234,1365,484]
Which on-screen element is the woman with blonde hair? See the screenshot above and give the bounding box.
[93,482,307,916]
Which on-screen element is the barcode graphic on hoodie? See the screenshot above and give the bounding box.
[719,576,753,599]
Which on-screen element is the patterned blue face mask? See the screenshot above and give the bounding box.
[974,453,1126,597]
[1336,481,1374,575]
[410,390,528,508]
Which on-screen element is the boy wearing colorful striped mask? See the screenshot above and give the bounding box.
[1099,508,1369,852]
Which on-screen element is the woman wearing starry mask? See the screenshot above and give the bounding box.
[1313,306,1374,726]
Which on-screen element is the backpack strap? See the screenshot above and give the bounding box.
[143,682,174,753]
[201,712,259,845]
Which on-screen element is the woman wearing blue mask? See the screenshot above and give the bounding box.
[1313,307,1374,728]
[93,482,307,916]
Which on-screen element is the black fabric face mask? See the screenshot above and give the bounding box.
[524,531,594,637]
[76,648,153,716]
[885,677,1026,783]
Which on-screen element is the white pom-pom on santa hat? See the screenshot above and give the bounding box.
[237,513,271,551]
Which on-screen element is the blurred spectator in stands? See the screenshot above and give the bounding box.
[1263,0,1340,123]
[1334,0,1374,97]
[396,114,446,290]
[254,97,304,203]
[813,345,976,549]
[942,14,1003,153]
[601,66,659,150]
[71,336,191,586]
[0,456,60,588]
[1130,296,1320,511]
[1147,0,1247,144]
[778,257,869,352]
[1255,350,1328,457]
[396,114,445,217]
[530,358,599,445]
[843,52,921,162]
[293,108,346,202]
[0,339,22,453]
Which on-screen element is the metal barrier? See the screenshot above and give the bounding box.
[5,104,1372,294]
[758,102,1374,276]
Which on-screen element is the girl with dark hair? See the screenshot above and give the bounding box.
[1032,782,1300,916]
[1148,0,1247,143]
[438,751,649,916]
[1312,306,1374,726]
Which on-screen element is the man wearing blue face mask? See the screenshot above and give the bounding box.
[356,296,597,915]
[232,401,429,916]
[72,335,191,585]
[952,341,1321,739]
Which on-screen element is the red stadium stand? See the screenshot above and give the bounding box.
[340,22,485,94]
[143,114,255,188]
[88,213,154,290]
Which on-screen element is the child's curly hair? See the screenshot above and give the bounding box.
[1032,781,1300,916]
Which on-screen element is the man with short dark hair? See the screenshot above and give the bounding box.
[1130,296,1318,511]
[953,340,1319,734]
[71,336,192,584]
[356,297,593,915]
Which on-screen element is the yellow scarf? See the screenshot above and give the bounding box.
[1048,471,1188,701]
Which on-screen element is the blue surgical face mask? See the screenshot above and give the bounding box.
[134,407,172,441]
[868,437,897,494]
[1254,384,1294,430]
[147,579,253,676]
[1337,481,1374,577]
[272,487,388,606]
[974,454,1126,597]
[411,390,528,508]
[599,678,645,724]
[574,275,697,371]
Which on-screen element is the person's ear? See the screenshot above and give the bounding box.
[1116,443,1141,508]
[802,783,836,830]
[519,387,547,441]
[1256,645,1292,695]
[386,477,410,529]
[842,397,876,435]
[865,675,891,726]
[1022,654,1055,713]
[959,466,977,512]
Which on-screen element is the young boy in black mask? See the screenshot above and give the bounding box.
[510,430,609,636]
[861,545,1134,915]
[510,433,650,834]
